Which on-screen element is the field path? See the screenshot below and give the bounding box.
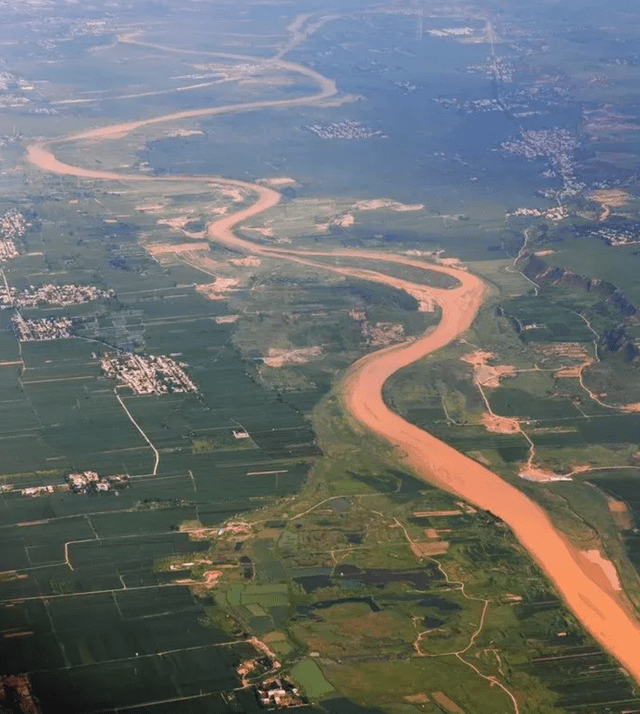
[25,45,640,686]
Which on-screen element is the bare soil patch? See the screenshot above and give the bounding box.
[431,691,466,714]
[263,346,322,368]
[146,241,210,256]
[333,213,355,227]
[518,465,571,482]
[620,402,640,413]
[554,364,586,378]
[607,497,634,531]
[404,693,430,704]
[530,341,591,362]
[413,510,462,518]
[195,278,240,299]
[262,631,287,644]
[241,224,274,237]
[410,540,450,558]
[201,570,223,588]
[481,413,521,434]
[437,257,464,268]
[257,177,297,187]
[589,188,629,208]
[352,198,424,212]
[135,203,165,212]
[230,255,262,266]
[462,350,517,388]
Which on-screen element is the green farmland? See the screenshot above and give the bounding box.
[3,0,640,712]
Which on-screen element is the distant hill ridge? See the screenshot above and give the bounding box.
[521,254,639,362]
[522,254,637,317]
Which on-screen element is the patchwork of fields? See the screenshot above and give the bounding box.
[3,0,640,712]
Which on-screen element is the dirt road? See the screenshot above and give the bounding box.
[25,45,640,685]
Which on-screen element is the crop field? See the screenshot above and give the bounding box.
[0,146,455,712]
[195,391,640,714]
[0,200,325,477]
[5,0,640,712]
[0,187,343,712]
[580,359,640,406]
[500,296,595,343]
[546,235,640,307]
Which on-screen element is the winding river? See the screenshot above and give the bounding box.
[24,45,640,687]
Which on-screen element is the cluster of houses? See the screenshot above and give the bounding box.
[256,678,305,709]
[100,352,198,395]
[66,471,129,495]
[0,283,111,309]
[11,314,73,341]
[306,119,387,140]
